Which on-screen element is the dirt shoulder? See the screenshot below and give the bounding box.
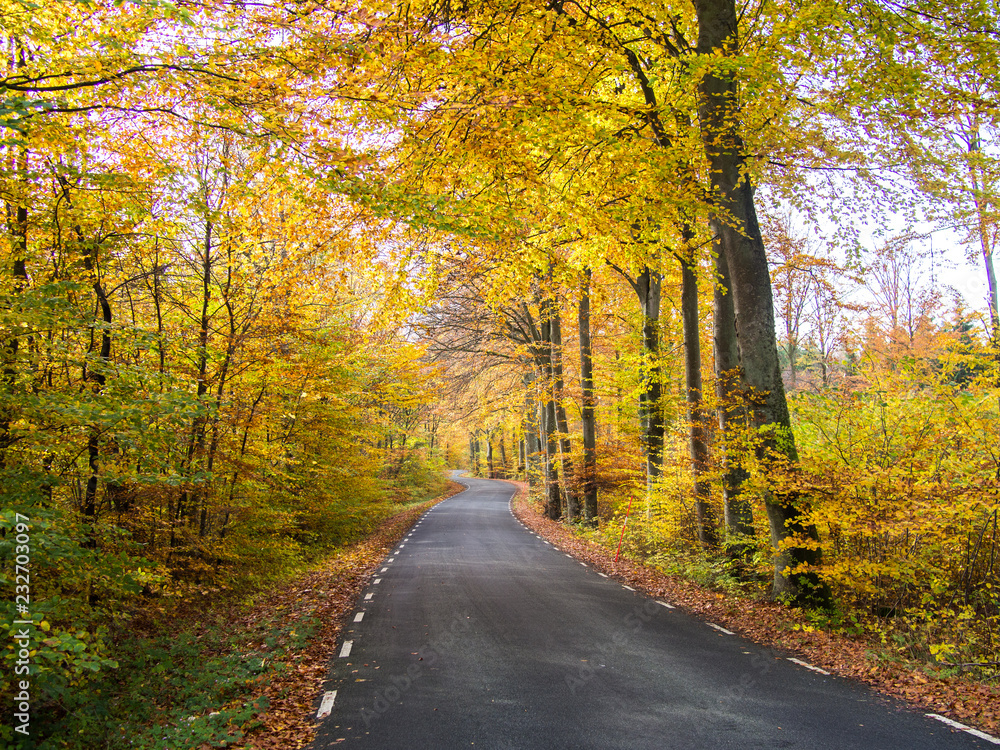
[504,479,1000,737]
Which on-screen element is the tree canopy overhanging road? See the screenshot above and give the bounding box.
[312,476,992,749]
[5,0,1000,745]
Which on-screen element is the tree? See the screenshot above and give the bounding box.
[692,0,826,603]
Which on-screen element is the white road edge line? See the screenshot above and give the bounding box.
[364,593,374,600]
[339,640,353,658]
[387,557,395,562]
[622,585,635,591]
[927,713,1000,744]
[786,657,830,675]
[373,578,381,584]
[598,573,608,578]
[380,567,388,573]
[353,612,364,622]
[707,623,735,635]
[656,600,674,609]
[316,690,337,720]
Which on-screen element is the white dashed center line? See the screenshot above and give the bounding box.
[339,640,353,658]
[364,593,374,600]
[353,612,364,623]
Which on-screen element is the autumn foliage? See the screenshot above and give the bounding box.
[3,0,1000,744]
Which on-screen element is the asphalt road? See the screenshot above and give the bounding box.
[311,474,995,749]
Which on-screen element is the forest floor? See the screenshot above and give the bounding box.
[503,479,1000,739]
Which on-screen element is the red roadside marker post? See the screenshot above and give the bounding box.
[614,495,634,563]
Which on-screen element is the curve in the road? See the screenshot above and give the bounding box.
[311,474,996,749]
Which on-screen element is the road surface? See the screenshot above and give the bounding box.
[311,474,994,749]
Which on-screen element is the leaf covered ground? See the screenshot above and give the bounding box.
[504,480,1000,738]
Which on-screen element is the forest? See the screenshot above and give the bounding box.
[1,0,999,745]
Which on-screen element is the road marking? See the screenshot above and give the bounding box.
[387,557,395,562]
[316,690,337,719]
[579,562,587,566]
[380,567,388,573]
[707,623,735,635]
[927,713,1000,744]
[373,578,381,584]
[354,612,364,622]
[398,544,405,549]
[597,573,608,578]
[786,657,830,675]
[656,600,674,609]
[364,593,374,600]
[565,554,573,558]
[339,640,353,658]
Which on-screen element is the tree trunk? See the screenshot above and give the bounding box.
[176,217,213,532]
[550,302,578,520]
[713,240,755,553]
[693,0,826,605]
[58,176,112,541]
[968,125,1000,347]
[635,267,665,491]
[498,428,508,478]
[679,245,717,548]
[522,370,540,482]
[579,269,598,524]
[539,300,562,520]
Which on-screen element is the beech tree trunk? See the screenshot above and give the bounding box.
[58,176,112,541]
[968,126,1000,347]
[635,267,665,492]
[522,370,540,482]
[550,303,578,520]
[679,247,717,548]
[498,427,508,478]
[713,240,755,553]
[579,270,598,524]
[539,301,561,519]
[693,0,826,604]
